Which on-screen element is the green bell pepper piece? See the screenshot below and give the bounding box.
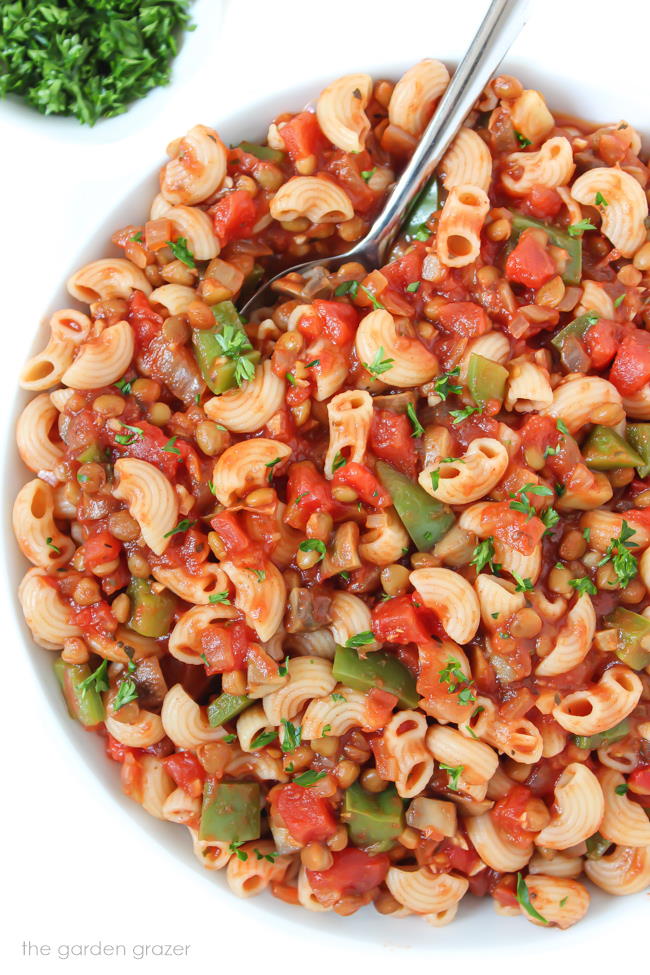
[126,578,177,638]
[573,717,631,750]
[626,424,650,477]
[403,178,440,240]
[343,781,405,853]
[199,781,260,843]
[53,658,105,727]
[237,141,285,163]
[192,301,260,395]
[585,832,612,860]
[77,442,105,464]
[582,426,643,471]
[376,461,455,552]
[467,353,508,408]
[332,645,418,709]
[604,607,650,670]
[510,212,582,285]
[208,692,252,727]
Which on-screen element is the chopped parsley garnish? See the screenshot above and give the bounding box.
[541,507,560,532]
[130,232,143,244]
[509,482,553,520]
[115,377,132,394]
[265,456,282,479]
[470,537,501,575]
[115,422,143,446]
[163,518,196,538]
[78,659,109,696]
[331,692,347,702]
[360,286,385,310]
[583,527,591,543]
[280,719,302,752]
[167,236,196,268]
[556,418,569,435]
[344,631,375,649]
[334,280,359,298]
[298,538,327,561]
[458,687,476,705]
[515,131,531,148]
[512,571,534,593]
[439,763,464,791]
[305,359,320,368]
[322,724,332,736]
[360,167,376,182]
[438,657,474,701]
[46,537,61,554]
[250,730,278,750]
[595,191,608,207]
[413,225,431,241]
[278,656,290,677]
[332,451,347,471]
[254,848,279,863]
[0,0,194,125]
[208,591,231,605]
[567,219,596,237]
[597,520,638,588]
[364,346,394,376]
[338,571,350,582]
[113,679,138,712]
[433,367,462,401]
[406,281,421,293]
[516,873,548,924]
[449,404,481,425]
[229,840,248,861]
[543,444,559,458]
[614,783,629,795]
[162,436,181,455]
[285,372,296,386]
[214,322,255,387]
[222,733,236,743]
[293,769,327,787]
[404,402,424,438]
[252,569,266,582]
[614,294,625,308]
[568,577,597,596]
[430,469,441,491]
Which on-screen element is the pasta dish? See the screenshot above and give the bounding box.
[13,61,650,928]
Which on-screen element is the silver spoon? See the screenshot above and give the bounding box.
[240,0,529,318]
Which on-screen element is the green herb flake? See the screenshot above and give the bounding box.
[515,131,532,148]
[332,451,347,471]
[163,519,196,539]
[222,733,236,743]
[250,730,278,750]
[280,719,302,752]
[556,418,569,435]
[364,345,394,377]
[334,280,359,298]
[406,402,424,437]
[512,571,534,593]
[208,591,231,605]
[516,873,548,925]
[614,294,625,308]
[439,763,464,791]
[229,840,248,861]
[46,536,61,554]
[162,436,181,456]
[614,783,629,796]
[293,769,327,787]
[115,422,144,446]
[470,536,499,575]
[360,167,376,183]
[331,692,346,702]
[298,538,327,561]
[449,405,481,425]
[433,367,462,401]
[406,281,421,293]
[78,659,109,697]
[597,520,638,588]
[568,577,597,596]
[115,377,132,394]
[344,631,375,649]
[567,219,596,237]
[360,286,385,311]
[167,237,196,269]
[595,192,608,207]
[113,679,138,712]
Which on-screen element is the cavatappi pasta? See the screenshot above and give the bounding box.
[14,63,650,930]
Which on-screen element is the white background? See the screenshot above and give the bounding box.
[2,1,649,972]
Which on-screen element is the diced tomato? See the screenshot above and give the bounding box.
[81,530,121,571]
[491,876,519,910]
[105,734,136,763]
[280,111,328,164]
[380,245,426,294]
[437,301,491,337]
[307,848,389,899]
[332,461,391,508]
[210,190,258,247]
[106,418,183,479]
[199,621,252,674]
[154,526,209,574]
[505,230,556,289]
[480,501,546,556]
[210,510,254,557]
[71,599,118,637]
[584,319,619,369]
[436,837,482,875]
[609,331,650,395]
[275,782,337,845]
[365,688,398,730]
[369,409,418,479]
[284,461,335,530]
[520,186,563,219]
[372,594,435,645]
[312,299,359,346]
[326,151,376,211]
[127,291,163,348]
[164,751,206,797]
[491,785,535,847]
[629,764,650,795]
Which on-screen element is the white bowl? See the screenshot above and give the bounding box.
[3,4,648,958]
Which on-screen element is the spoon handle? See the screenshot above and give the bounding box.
[362,0,530,265]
